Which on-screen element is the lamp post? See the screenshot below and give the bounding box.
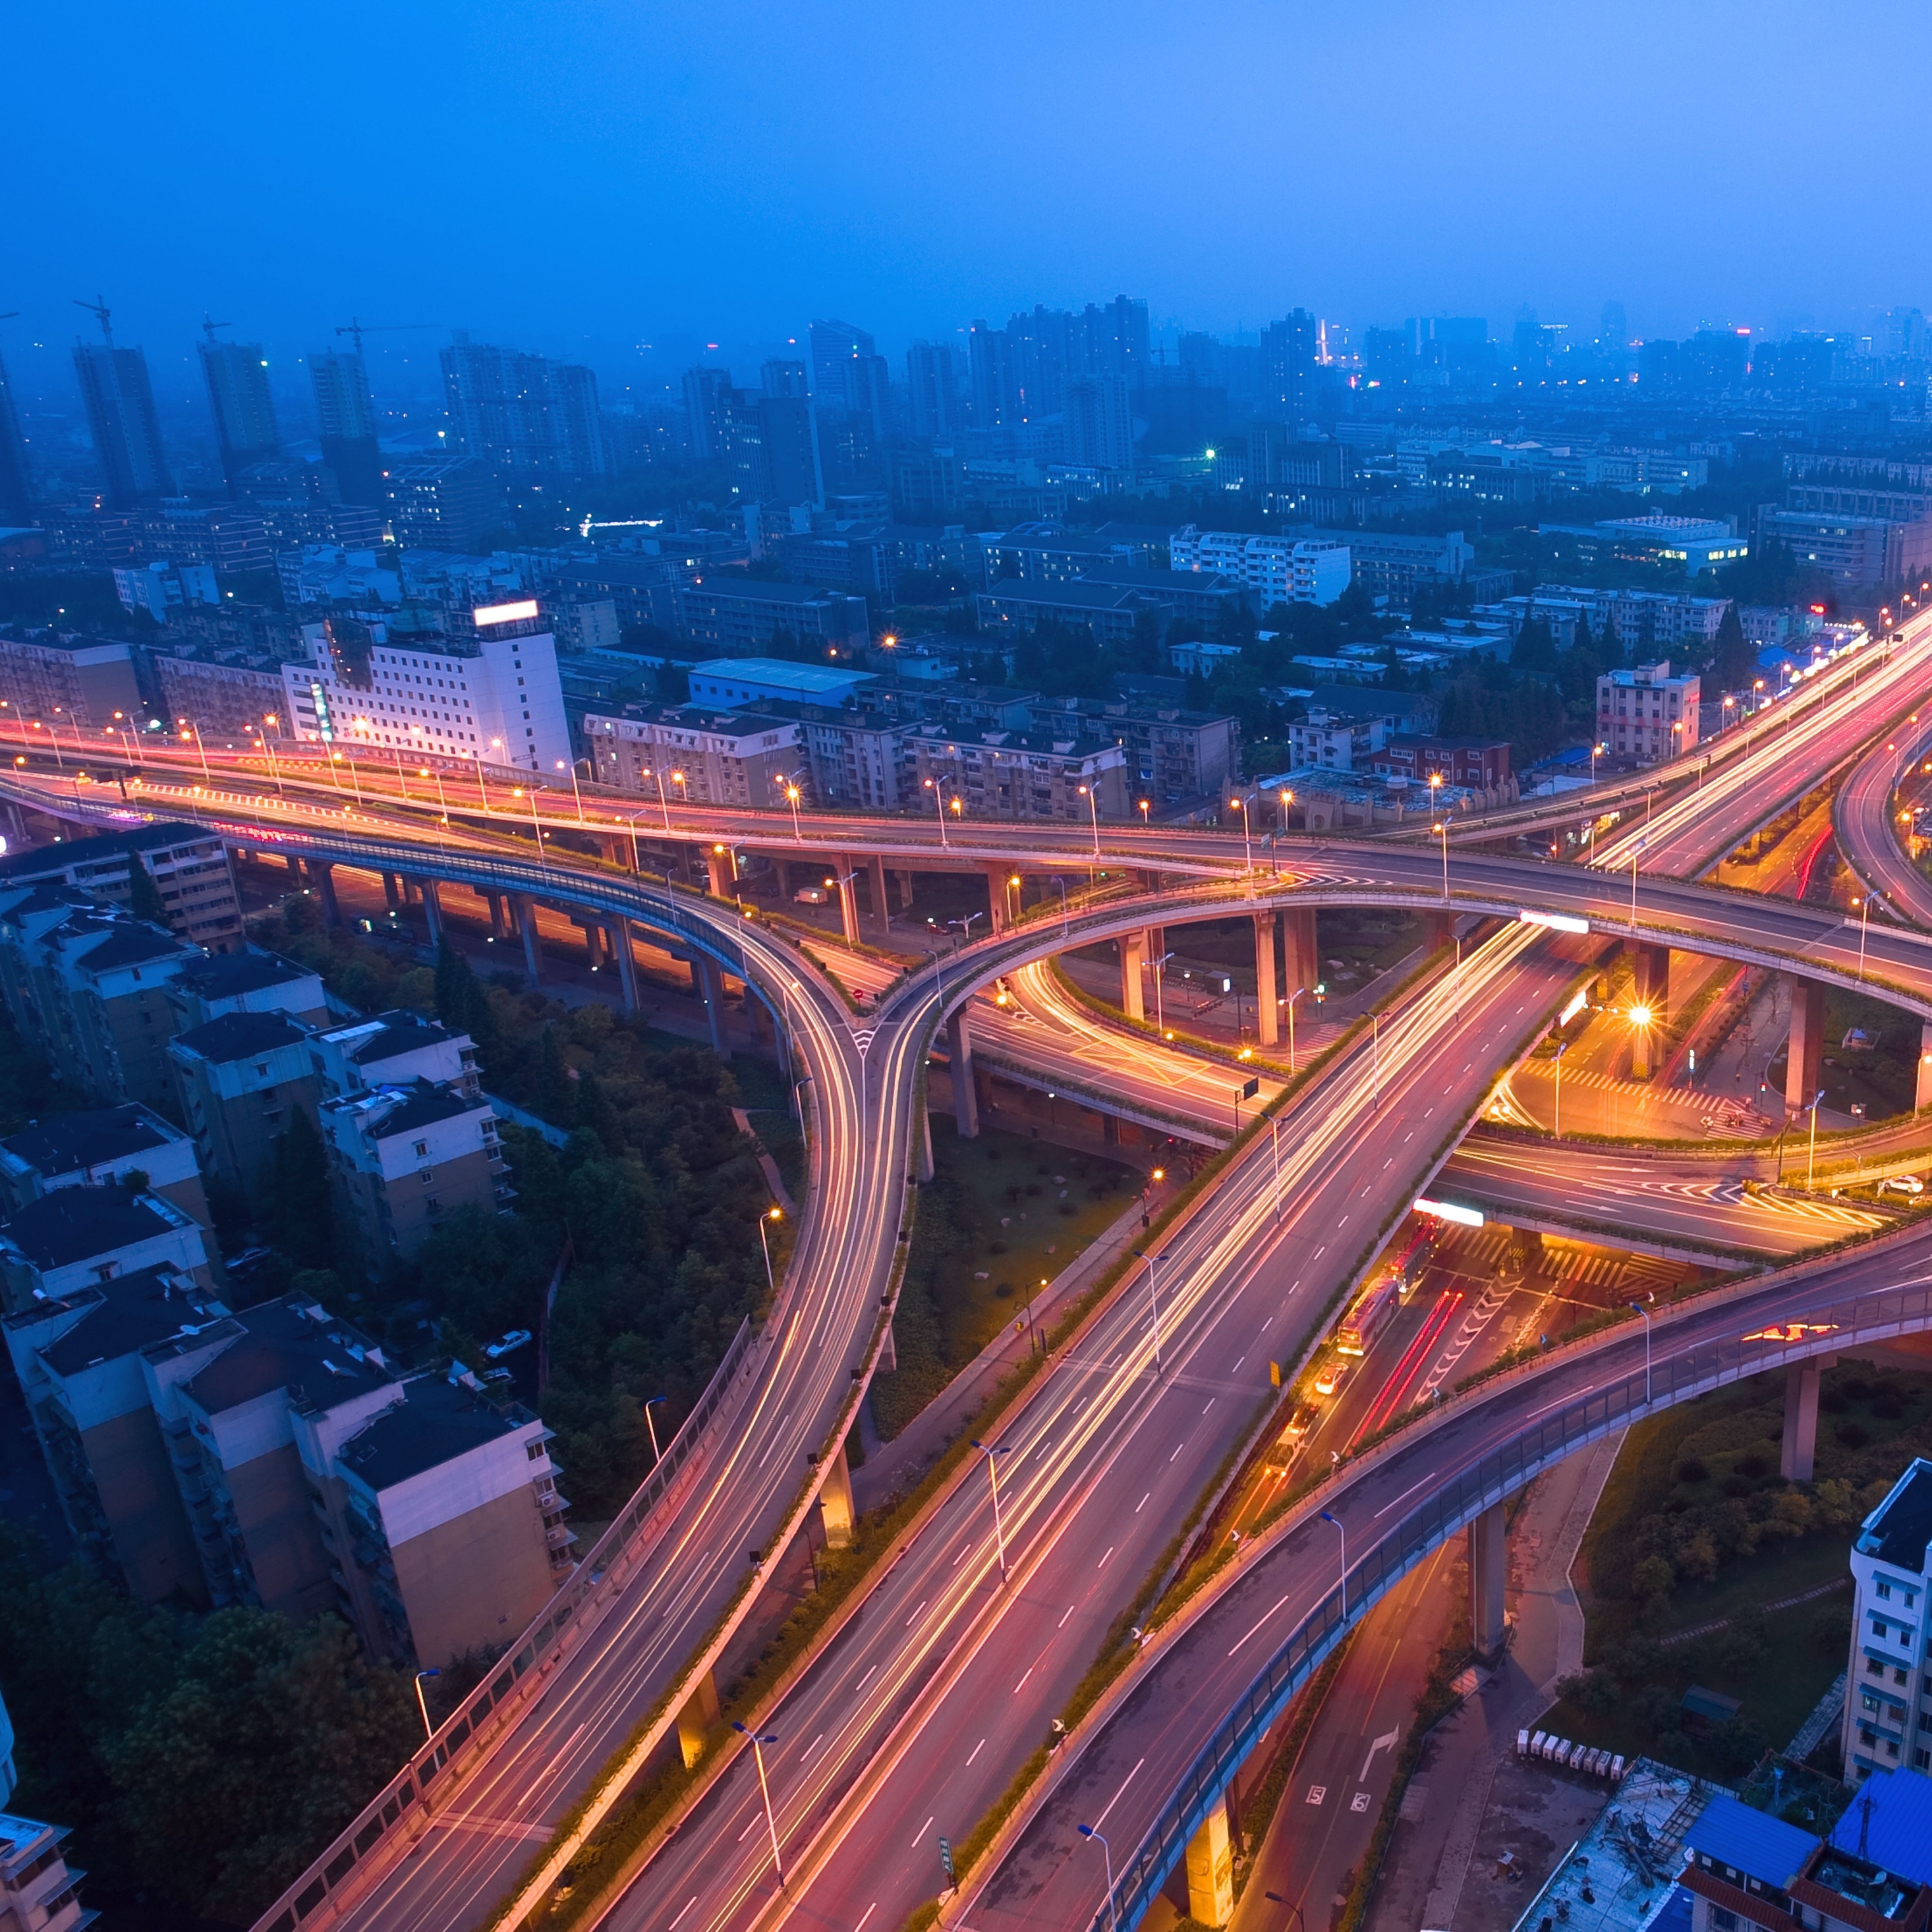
[969,1438,1012,1582]
[1131,1247,1167,1375]
[1319,1508,1346,1616]
[783,778,804,841]
[1630,1299,1653,1404]
[1853,894,1879,980]
[1433,814,1449,902]
[1286,984,1307,1072]
[644,1393,668,1466]
[1629,834,1646,932]
[646,763,672,832]
[413,1668,441,1742]
[1552,1037,1568,1139]
[924,774,953,849]
[258,715,285,796]
[731,1722,785,1887]
[556,758,586,822]
[757,1205,781,1294]
[1230,791,1252,877]
[1807,1085,1826,1190]
[1152,948,1173,1037]
[1078,780,1102,861]
[1077,1825,1119,1932]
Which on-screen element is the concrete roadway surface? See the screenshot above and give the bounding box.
[956,1216,1932,1932]
[1834,710,1932,928]
[590,919,1580,1932]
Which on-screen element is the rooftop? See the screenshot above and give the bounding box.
[337,1373,535,1491]
[0,1186,185,1271]
[1857,1459,1932,1574]
[173,950,317,1002]
[27,1267,224,1380]
[982,577,1172,611]
[179,1297,393,1417]
[0,821,218,880]
[318,1011,457,1065]
[1829,1770,1932,1887]
[68,920,189,973]
[0,1105,179,1180]
[1686,1791,1820,1886]
[688,657,872,690]
[173,1009,312,1063]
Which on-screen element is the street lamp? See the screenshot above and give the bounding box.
[1077,780,1102,860]
[556,757,585,823]
[412,1668,441,1742]
[924,774,953,849]
[1590,741,1606,783]
[1151,948,1173,1037]
[1629,1299,1653,1405]
[1286,984,1307,1073]
[1319,1508,1346,1616]
[1229,792,1252,876]
[1852,894,1880,980]
[1077,1825,1119,1932]
[1806,1085,1826,1190]
[644,1393,668,1466]
[1131,1247,1168,1375]
[730,1722,785,1886]
[969,1438,1013,1582]
[1552,1037,1568,1139]
[782,776,804,840]
[757,1205,781,1293]
[1432,817,1449,903]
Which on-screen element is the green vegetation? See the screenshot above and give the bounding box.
[870,1118,1140,1438]
[0,1006,73,1136]
[0,1525,420,1927]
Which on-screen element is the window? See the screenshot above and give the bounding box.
[414,1139,429,1157]
[1711,1912,1738,1932]
[526,1441,545,1460]
[1879,1579,1894,1600]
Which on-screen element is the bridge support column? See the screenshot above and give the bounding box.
[285,853,304,884]
[1470,1500,1508,1661]
[1282,907,1318,999]
[1120,930,1148,1020]
[914,1100,934,1184]
[895,868,915,910]
[1785,977,1826,1115]
[382,872,401,911]
[420,879,443,948]
[985,864,1011,934]
[696,956,729,1058]
[613,924,640,1011]
[675,1668,722,1770]
[1184,1796,1236,1928]
[836,860,862,946]
[706,848,733,899]
[948,1011,980,1138]
[1421,909,1453,953]
[1781,1358,1836,1481]
[1628,942,1668,1079]
[515,895,543,984]
[1254,913,1279,1046]
[309,861,342,929]
[818,1445,856,1549]
[870,855,891,931]
[1917,1023,1932,1113]
[879,1319,897,1372]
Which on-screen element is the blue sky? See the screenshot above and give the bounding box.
[9,0,1929,396]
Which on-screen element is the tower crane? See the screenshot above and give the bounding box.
[334,318,440,355]
[73,296,113,346]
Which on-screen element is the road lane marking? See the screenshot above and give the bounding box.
[1203,1396,1216,1413]
[1015,1666,1034,1693]
[1373,1472,1439,1520]
[1170,1442,1184,1462]
[669,1898,700,1929]
[967,1737,986,1765]
[1233,1355,1245,1371]
[1307,1785,1327,1805]
[855,1906,878,1932]
[905,1599,926,1625]
[1230,1590,1297,1656]
[1091,1756,1145,1831]
[738,1814,759,1842]
[1098,1546,1114,1566]
[801,1732,824,1761]
[1361,1727,1400,1779]
[857,1665,878,1690]
[1058,1603,1076,1628]
[954,1545,971,1564]
[911,1816,934,1850]
[1136,1492,1151,1512]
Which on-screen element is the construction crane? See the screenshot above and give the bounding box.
[201,315,231,341]
[335,318,439,355]
[74,295,113,347]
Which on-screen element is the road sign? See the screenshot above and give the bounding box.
[939,1836,955,1885]
[1270,1360,1282,1386]
[1238,1076,1259,1100]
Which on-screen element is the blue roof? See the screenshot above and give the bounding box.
[1647,1887,1694,1932]
[1830,1769,1932,1885]
[1684,1794,1819,1885]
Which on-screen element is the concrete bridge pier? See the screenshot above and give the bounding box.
[913,1100,934,1185]
[285,853,304,886]
[870,855,891,930]
[513,894,543,984]
[1421,909,1454,953]
[705,847,733,899]
[984,863,1012,933]
[1785,977,1827,1114]
[612,923,640,1011]
[309,861,342,929]
[1183,1795,1236,1927]
[1254,912,1279,1046]
[1120,930,1149,1020]
[481,890,507,940]
[1917,1023,1932,1112]
[382,872,401,911]
[895,868,915,911]
[948,1011,980,1137]
[696,955,729,1057]
[675,1668,722,1769]
[1282,906,1318,998]
[836,861,863,946]
[419,878,444,948]
[1470,1500,1508,1660]
[1628,941,1669,1079]
[818,1444,857,1549]
[1781,1357,1837,1480]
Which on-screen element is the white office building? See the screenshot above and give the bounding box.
[1168,527,1351,608]
[281,604,572,776]
[1595,660,1701,765]
[1844,1457,1932,1778]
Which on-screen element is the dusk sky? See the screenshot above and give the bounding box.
[9,0,1930,399]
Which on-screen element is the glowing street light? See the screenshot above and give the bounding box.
[756,1204,782,1293]
[731,1722,785,1887]
[969,1438,1013,1582]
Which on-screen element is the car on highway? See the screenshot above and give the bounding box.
[486,1328,533,1358]
[1881,1174,1925,1196]
[223,1245,272,1276]
[793,886,828,905]
[1284,1403,1319,1440]
[1312,1357,1350,1398]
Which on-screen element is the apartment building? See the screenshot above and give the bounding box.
[318,1081,507,1269]
[801,708,921,810]
[0,821,243,953]
[1101,705,1239,803]
[0,1183,216,1307]
[1844,1458,1932,1778]
[975,577,1178,646]
[1289,526,1485,602]
[581,705,801,809]
[152,654,289,749]
[901,727,1127,823]
[169,1011,321,1205]
[1752,505,1932,588]
[0,1104,207,1226]
[168,947,333,1030]
[3,1262,227,1601]
[1484,584,1730,656]
[1370,733,1513,791]
[672,578,870,658]
[0,1805,88,1931]
[279,608,572,776]
[308,1011,480,1100]
[0,888,203,1115]
[1597,660,1701,764]
[0,627,144,729]
[1168,527,1351,608]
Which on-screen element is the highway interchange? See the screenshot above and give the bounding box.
[6,609,1932,1932]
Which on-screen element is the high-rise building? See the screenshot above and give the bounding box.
[1066,371,1133,470]
[0,349,32,525]
[1259,311,1318,426]
[440,339,607,476]
[72,341,173,507]
[310,346,384,507]
[728,390,823,509]
[760,359,810,399]
[198,331,281,486]
[682,365,732,461]
[905,341,959,440]
[969,321,1017,427]
[809,319,874,399]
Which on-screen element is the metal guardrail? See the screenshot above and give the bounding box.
[252,1316,754,1932]
[1090,1276,1932,1932]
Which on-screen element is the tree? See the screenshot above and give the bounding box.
[267,1107,335,1272]
[125,857,170,930]
[1710,602,1755,694]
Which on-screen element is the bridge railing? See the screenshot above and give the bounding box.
[251,1317,753,1932]
[1092,1277,1932,1932]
